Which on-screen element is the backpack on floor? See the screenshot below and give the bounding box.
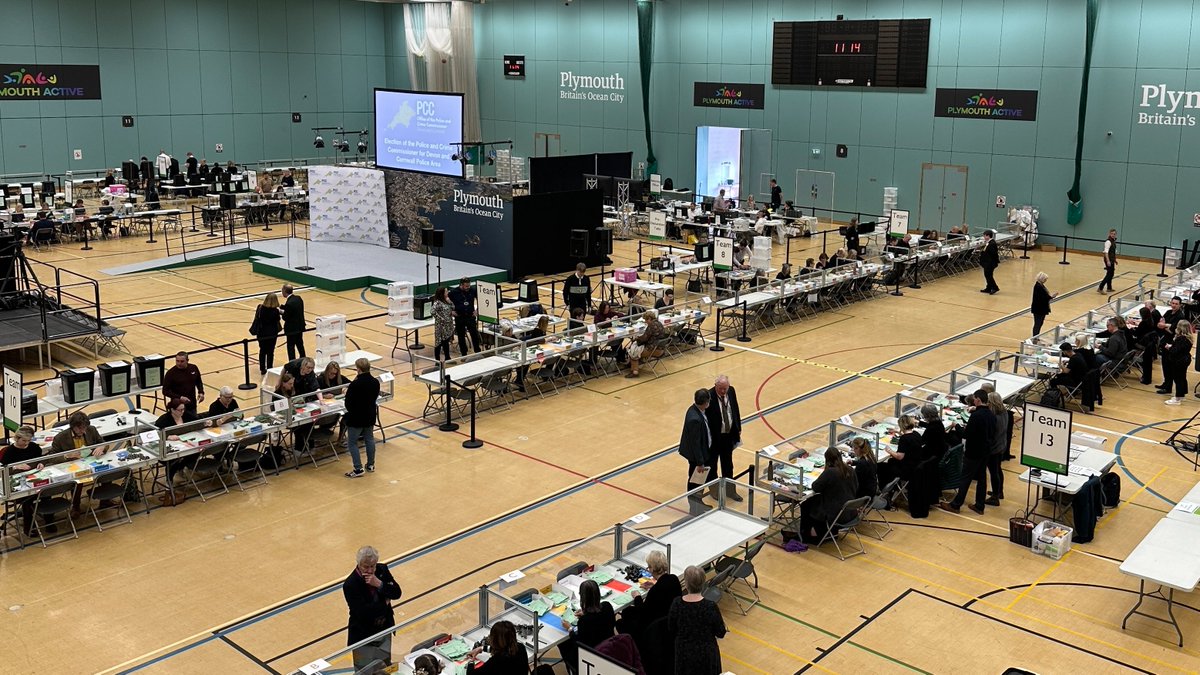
[1101,472,1121,509]
[1039,386,1063,409]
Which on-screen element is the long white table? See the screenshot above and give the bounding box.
[416,355,520,386]
[261,350,382,388]
[621,508,769,575]
[31,409,159,447]
[1166,480,1200,525]
[1119,517,1200,646]
[954,371,1037,401]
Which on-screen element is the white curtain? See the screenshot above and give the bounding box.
[402,2,482,144]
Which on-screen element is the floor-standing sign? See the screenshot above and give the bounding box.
[648,210,667,241]
[3,366,21,432]
[477,282,499,325]
[713,236,734,271]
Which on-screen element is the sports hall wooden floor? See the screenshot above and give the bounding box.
[2,212,1198,675]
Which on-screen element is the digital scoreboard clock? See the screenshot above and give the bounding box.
[772,19,930,88]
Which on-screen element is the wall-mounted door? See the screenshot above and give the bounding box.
[918,163,968,232]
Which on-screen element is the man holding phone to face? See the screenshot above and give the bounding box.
[343,545,403,672]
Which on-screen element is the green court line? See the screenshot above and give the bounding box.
[731,592,933,675]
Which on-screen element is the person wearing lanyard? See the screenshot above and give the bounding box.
[343,545,403,672]
[704,375,743,502]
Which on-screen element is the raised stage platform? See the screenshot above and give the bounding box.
[102,239,508,293]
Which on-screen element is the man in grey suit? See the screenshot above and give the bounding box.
[678,388,715,510]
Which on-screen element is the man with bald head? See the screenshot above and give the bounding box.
[705,374,743,501]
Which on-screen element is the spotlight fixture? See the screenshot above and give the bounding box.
[313,135,324,149]
[333,139,350,152]
[357,140,368,153]
[487,150,496,166]
[450,152,460,162]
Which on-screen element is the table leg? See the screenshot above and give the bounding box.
[410,327,425,351]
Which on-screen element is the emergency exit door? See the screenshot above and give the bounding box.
[918,163,968,232]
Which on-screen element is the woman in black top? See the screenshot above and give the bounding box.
[467,621,529,675]
[156,398,200,482]
[920,404,947,461]
[253,292,282,375]
[668,565,726,675]
[849,437,878,499]
[1030,272,1056,338]
[617,550,682,638]
[573,579,616,648]
[1,426,47,534]
[880,415,922,486]
[1164,322,1194,405]
[800,447,858,541]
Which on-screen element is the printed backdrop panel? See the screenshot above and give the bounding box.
[308,165,390,247]
[383,171,514,274]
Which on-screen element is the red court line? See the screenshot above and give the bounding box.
[755,361,799,440]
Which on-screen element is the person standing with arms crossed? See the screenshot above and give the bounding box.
[343,545,403,673]
[678,389,715,511]
[705,375,743,502]
[281,284,306,359]
[448,277,482,356]
[344,358,381,478]
[1098,228,1118,293]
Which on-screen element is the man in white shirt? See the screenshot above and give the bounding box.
[155,149,171,178]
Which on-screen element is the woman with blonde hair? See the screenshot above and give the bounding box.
[252,292,282,375]
[985,392,1008,505]
[1030,272,1056,338]
[1164,321,1194,405]
[849,436,878,499]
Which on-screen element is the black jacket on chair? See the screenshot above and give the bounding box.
[343,562,403,645]
[344,372,381,428]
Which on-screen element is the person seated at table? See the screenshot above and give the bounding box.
[1,426,54,535]
[204,160,218,182]
[594,300,620,325]
[654,288,675,310]
[919,403,947,461]
[512,316,551,392]
[280,171,296,188]
[559,579,616,667]
[731,243,751,270]
[849,437,878,499]
[283,357,320,399]
[316,361,350,434]
[568,306,587,331]
[7,202,25,222]
[946,226,966,240]
[155,397,202,484]
[625,309,665,378]
[103,169,116,187]
[275,371,297,398]
[776,262,793,281]
[799,447,858,543]
[518,302,546,318]
[879,415,923,487]
[815,253,829,270]
[1094,318,1128,370]
[25,212,58,245]
[207,386,242,426]
[468,621,529,675]
[753,208,770,235]
[617,549,682,638]
[50,412,103,455]
[1050,342,1096,412]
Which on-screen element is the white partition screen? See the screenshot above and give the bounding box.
[308,165,389,247]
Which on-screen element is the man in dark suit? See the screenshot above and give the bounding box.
[343,545,403,673]
[941,390,995,515]
[769,178,782,210]
[281,284,306,359]
[139,156,153,191]
[705,375,743,502]
[979,229,1000,294]
[448,277,482,356]
[678,388,715,510]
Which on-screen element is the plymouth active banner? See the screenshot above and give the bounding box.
[934,89,1038,122]
[0,64,101,100]
[383,171,514,273]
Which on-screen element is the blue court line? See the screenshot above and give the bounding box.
[118,278,1106,673]
[1110,419,1185,506]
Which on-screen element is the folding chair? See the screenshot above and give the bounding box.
[866,478,903,540]
[419,367,449,419]
[86,467,134,531]
[228,438,270,491]
[29,481,79,547]
[479,371,516,413]
[1100,350,1137,390]
[701,566,734,604]
[557,561,590,581]
[186,443,230,502]
[714,539,764,614]
[640,338,671,377]
[815,496,871,560]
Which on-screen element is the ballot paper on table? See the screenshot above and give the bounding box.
[1174,501,1200,516]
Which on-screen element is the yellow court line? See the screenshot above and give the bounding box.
[728,626,838,674]
[722,342,910,387]
[722,653,777,675]
[1006,549,1072,610]
[1098,466,1168,531]
[858,555,1197,673]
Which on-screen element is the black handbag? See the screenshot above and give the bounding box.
[249,307,261,336]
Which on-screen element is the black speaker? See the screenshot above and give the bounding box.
[122,161,137,181]
[569,229,589,258]
[420,228,445,248]
[219,193,237,209]
[593,227,613,256]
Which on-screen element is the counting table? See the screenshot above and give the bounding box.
[1119,517,1200,646]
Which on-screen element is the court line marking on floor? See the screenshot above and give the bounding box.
[1006,550,1074,610]
[100,275,1143,672]
[721,342,910,387]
